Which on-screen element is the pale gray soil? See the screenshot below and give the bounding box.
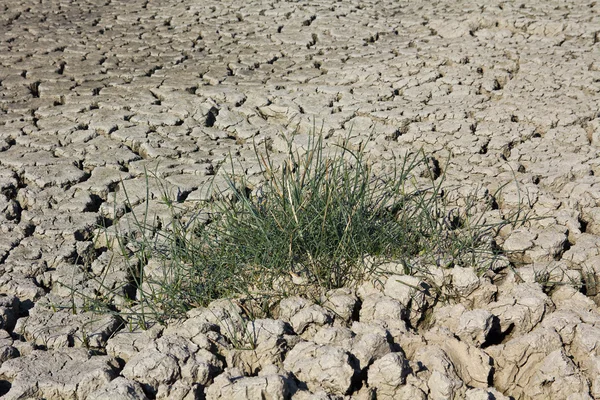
[1,0,600,399]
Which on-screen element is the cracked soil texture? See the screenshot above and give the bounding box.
[1,0,600,399]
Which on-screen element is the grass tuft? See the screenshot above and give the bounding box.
[79,131,530,326]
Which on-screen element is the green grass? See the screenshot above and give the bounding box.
[80,131,529,326]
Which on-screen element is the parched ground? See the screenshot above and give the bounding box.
[1,0,600,399]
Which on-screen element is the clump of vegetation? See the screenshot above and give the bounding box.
[83,132,526,325]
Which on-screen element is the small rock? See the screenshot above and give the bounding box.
[451,267,480,297]
[121,334,223,395]
[413,345,466,400]
[121,350,180,394]
[283,341,356,395]
[367,352,411,398]
[277,296,311,322]
[106,324,164,362]
[359,294,407,326]
[534,226,568,260]
[156,380,202,400]
[466,277,499,309]
[184,300,247,346]
[486,283,553,336]
[350,321,390,339]
[313,326,354,349]
[320,288,358,323]
[246,318,293,345]
[356,277,387,300]
[290,389,340,399]
[465,387,510,400]
[87,377,149,400]
[205,368,291,400]
[456,309,498,346]
[384,275,432,326]
[163,311,218,345]
[351,331,393,371]
[290,304,334,337]
[0,329,19,364]
[503,228,537,252]
[0,295,20,332]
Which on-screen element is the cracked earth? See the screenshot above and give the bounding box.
[1,0,600,399]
